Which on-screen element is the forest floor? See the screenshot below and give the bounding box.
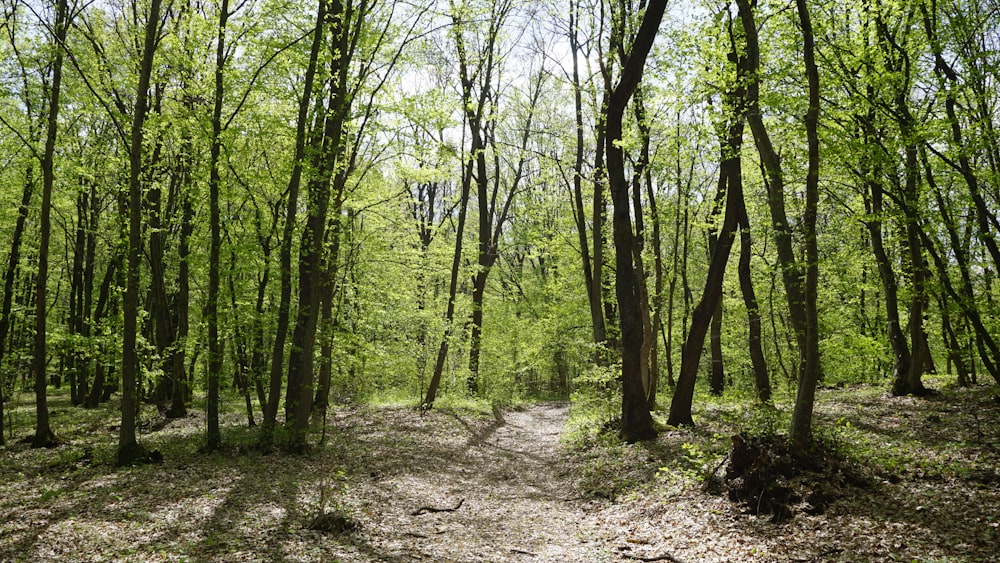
[1,379,999,561]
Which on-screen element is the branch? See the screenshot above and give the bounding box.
[410,498,464,516]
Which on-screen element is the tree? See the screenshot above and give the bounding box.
[668,4,748,427]
[259,0,327,451]
[31,0,72,449]
[203,0,233,452]
[118,0,165,466]
[449,0,521,396]
[789,0,822,445]
[566,0,609,361]
[604,0,666,442]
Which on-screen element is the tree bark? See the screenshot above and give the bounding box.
[259,0,326,450]
[0,165,36,445]
[118,0,163,466]
[668,7,747,426]
[790,0,822,446]
[605,0,666,442]
[737,0,808,378]
[737,195,770,402]
[204,0,231,453]
[568,0,608,359]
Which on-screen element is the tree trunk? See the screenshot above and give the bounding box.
[736,195,770,402]
[568,0,608,359]
[709,287,724,396]
[285,0,353,451]
[790,0,822,446]
[314,195,346,418]
[118,0,163,466]
[631,89,656,405]
[86,257,118,408]
[69,184,88,406]
[424,167,472,409]
[32,0,70,449]
[259,0,326,451]
[605,0,666,442]
[204,0,230,453]
[0,165,36,445]
[737,0,808,379]
[668,7,747,426]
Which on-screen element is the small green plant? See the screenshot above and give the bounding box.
[304,469,359,534]
[573,437,652,499]
[568,362,621,434]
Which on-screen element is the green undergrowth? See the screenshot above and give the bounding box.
[563,375,1000,502]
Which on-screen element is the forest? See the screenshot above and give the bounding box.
[1,0,999,560]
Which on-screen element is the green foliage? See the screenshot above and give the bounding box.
[567,361,622,436]
[569,431,654,499]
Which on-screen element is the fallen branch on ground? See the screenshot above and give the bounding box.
[410,498,465,516]
[701,453,730,492]
[620,552,687,563]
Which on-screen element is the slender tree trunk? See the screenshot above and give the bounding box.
[668,7,750,426]
[70,185,88,406]
[118,0,163,466]
[594,94,615,352]
[203,0,230,453]
[314,195,345,418]
[606,0,666,442]
[938,294,970,386]
[631,89,655,404]
[665,128,689,388]
[1,165,37,445]
[790,0,822,445]
[452,2,520,396]
[736,194,770,402]
[86,258,118,408]
[568,0,607,357]
[286,0,352,452]
[227,243,256,427]
[646,156,665,406]
[709,295,724,396]
[167,150,194,418]
[668,153,740,427]
[706,172,727,398]
[259,0,326,450]
[863,156,912,386]
[737,0,808,378]
[424,165,472,409]
[32,0,70,449]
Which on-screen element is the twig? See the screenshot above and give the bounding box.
[410,498,465,516]
[620,552,687,563]
[509,548,537,556]
[701,453,730,491]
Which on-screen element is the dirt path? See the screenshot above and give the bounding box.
[334,402,618,562]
